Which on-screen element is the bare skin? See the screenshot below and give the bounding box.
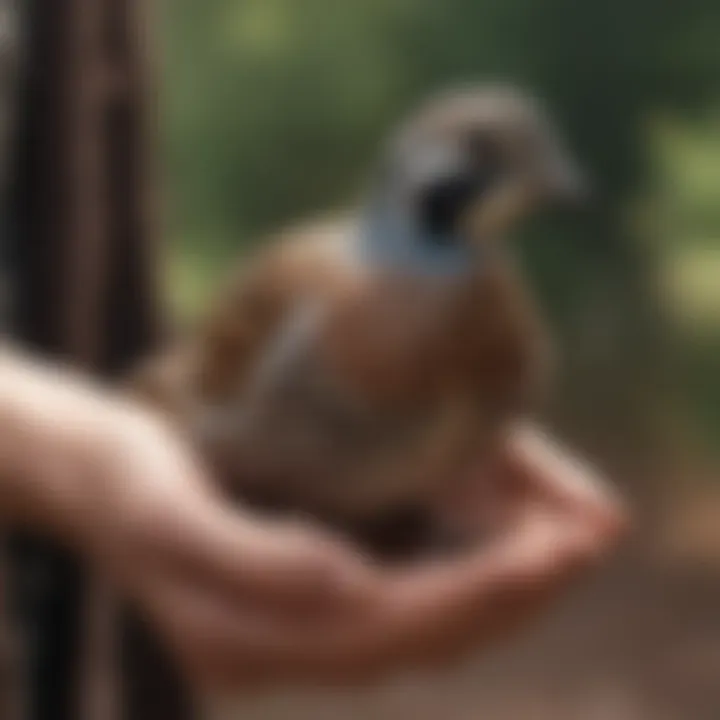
[0,347,627,692]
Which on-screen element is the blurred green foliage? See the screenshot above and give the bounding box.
[160,0,720,451]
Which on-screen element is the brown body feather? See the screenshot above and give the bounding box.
[129,85,585,554]
[130,216,549,551]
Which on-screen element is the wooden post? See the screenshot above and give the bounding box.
[9,1,192,718]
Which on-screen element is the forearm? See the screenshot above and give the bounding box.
[0,347,127,544]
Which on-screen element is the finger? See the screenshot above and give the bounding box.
[135,575,394,691]
[503,424,629,532]
[146,495,379,614]
[135,514,583,695]
[369,509,598,662]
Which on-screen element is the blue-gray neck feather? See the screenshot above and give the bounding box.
[355,195,476,278]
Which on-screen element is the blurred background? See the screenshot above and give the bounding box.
[157,1,719,719]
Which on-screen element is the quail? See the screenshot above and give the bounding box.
[131,84,588,559]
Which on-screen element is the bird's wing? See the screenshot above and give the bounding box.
[127,215,358,426]
[194,215,358,400]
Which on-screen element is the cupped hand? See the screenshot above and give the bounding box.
[80,404,628,692]
[0,349,627,692]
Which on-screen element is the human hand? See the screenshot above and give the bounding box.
[81,414,627,692]
[0,349,628,691]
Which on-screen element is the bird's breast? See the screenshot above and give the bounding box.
[203,258,545,524]
[202,294,488,521]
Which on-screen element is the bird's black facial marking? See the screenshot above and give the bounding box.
[417,171,480,240]
[416,134,504,241]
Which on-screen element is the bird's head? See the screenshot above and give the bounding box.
[370,84,589,258]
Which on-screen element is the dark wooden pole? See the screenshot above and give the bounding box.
[8,1,194,718]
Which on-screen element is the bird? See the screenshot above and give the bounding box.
[130,84,588,559]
